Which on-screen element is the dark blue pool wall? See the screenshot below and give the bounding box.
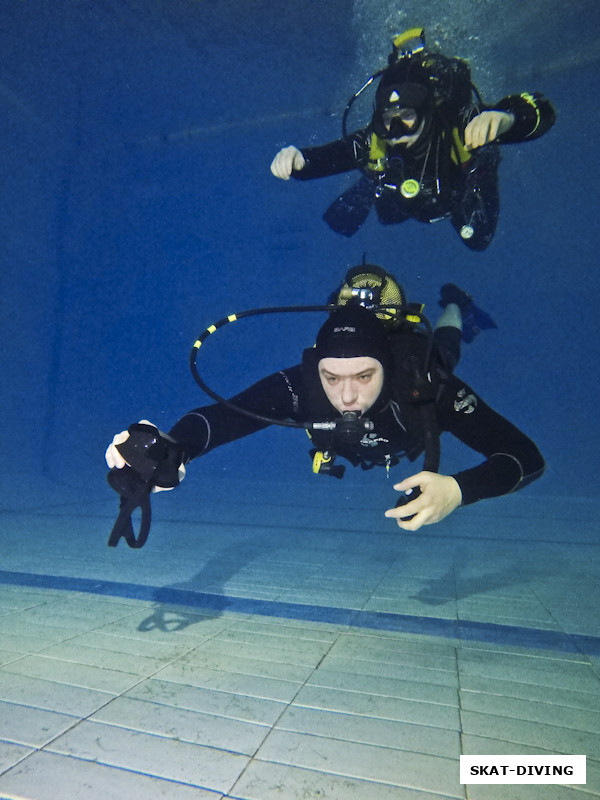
[1,1,598,505]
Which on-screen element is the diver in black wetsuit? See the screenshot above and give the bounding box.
[106,268,543,533]
[270,29,556,250]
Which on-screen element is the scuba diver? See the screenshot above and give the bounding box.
[270,28,556,250]
[105,264,543,545]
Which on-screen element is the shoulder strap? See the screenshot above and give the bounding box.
[389,330,443,472]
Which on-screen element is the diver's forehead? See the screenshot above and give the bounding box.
[318,356,382,376]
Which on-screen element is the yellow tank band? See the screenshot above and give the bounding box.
[392,27,425,55]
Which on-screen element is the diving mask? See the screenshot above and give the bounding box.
[372,81,433,141]
[380,106,422,139]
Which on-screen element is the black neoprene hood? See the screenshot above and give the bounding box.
[313,304,390,366]
[372,79,434,140]
[375,80,432,113]
[302,305,391,421]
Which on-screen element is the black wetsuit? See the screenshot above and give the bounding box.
[169,343,544,507]
[293,64,555,250]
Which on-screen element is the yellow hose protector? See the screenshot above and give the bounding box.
[312,451,332,474]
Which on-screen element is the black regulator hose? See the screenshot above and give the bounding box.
[189,302,438,442]
[190,304,346,431]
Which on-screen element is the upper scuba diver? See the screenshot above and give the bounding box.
[270,28,556,250]
[105,265,543,546]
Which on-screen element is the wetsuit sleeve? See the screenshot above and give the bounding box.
[167,365,304,462]
[492,92,556,142]
[437,374,545,505]
[293,130,370,180]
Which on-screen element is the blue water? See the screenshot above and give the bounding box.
[1,0,599,532]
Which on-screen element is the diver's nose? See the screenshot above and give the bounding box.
[340,379,358,407]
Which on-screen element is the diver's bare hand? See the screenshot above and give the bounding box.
[270,145,306,179]
[384,471,462,531]
[464,111,514,150]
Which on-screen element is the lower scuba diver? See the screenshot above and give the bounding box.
[105,264,543,546]
[270,28,556,250]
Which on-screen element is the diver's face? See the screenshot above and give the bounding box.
[386,114,426,146]
[318,357,384,416]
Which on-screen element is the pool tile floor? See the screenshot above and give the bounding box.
[0,486,598,799]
